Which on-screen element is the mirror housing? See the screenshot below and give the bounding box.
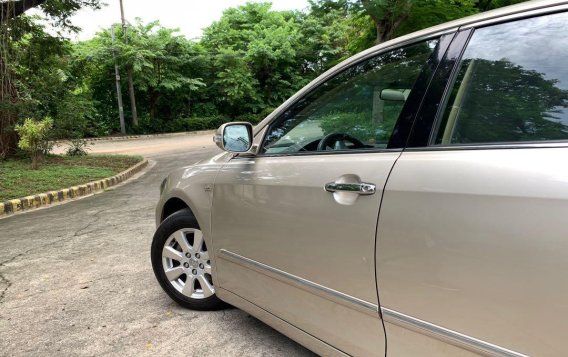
[380,88,411,102]
[213,122,254,153]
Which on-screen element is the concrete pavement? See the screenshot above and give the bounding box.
[0,133,314,356]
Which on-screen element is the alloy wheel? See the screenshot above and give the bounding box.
[161,228,214,299]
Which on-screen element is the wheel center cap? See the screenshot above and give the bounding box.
[189,258,198,268]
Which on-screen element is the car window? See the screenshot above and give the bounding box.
[433,12,568,145]
[261,39,439,154]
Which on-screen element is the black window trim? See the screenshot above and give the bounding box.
[250,31,456,159]
[404,29,473,148]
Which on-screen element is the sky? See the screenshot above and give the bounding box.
[66,0,310,41]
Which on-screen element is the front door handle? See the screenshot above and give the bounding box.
[325,182,376,195]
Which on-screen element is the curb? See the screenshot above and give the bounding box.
[59,130,215,143]
[0,159,149,217]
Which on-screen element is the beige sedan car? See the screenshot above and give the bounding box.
[151,2,568,356]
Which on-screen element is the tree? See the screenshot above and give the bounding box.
[360,0,412,44]
[1,16,73,157]
[201,3,309,116]
[311,0,527,48]
[1,0,102,157]
[475,0,528,12]
[1,0,102,29]
[1,0,47,23]
[446,59,568,143]
[76,21,206,128]
[394,0,478,38]
[15,117,53,169]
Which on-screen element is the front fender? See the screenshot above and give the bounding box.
[155,152,231,238]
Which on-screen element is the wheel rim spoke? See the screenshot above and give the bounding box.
[193,230,204,252]
[199,251,210,261]
[173,230,192,253]
[165,266,184,281]
[162,246,183,261]
[204,265,212,275]
[182,276,196,296]
[197,275,214,298]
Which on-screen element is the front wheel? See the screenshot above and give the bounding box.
[151,209,226,310]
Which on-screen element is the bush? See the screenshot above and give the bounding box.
[184,115,229,131]
[117,112,271,136]
[130,115,230,134]
[15,117,54,169]
[53,91,98,139]
[235,107,275,125]
[66,138,92,156]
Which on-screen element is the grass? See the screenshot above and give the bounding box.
[0,154,143,201]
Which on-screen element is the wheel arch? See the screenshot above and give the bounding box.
[161,197,196,223]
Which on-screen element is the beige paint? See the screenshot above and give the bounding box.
[211,152,400,356]
[385,322,479,357]
[378,148,568,356]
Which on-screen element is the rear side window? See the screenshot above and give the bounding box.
[433,12,568,145]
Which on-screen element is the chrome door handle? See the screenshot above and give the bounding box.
[324,182,376,195]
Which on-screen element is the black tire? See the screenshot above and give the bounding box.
[151,208,226,310]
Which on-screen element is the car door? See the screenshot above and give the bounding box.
[377,10,568,357]
[211,37,446,356]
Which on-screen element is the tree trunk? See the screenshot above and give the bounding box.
[0,111,18,158]
[1,0,48,24]
[476,0,494,12]
[127,65,138,126]
[149,90,160,120]
[375,22,389,45]
[0,55,19,159]
[31,152,39,170]
[361,0,411,45]
[374,13,409,45]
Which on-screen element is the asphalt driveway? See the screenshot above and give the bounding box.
[0,133,314,356]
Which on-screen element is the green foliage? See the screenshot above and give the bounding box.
[394,0,478,38]
[2,0,532,145]
[128,115,225,134]
[15,117,53,151]
[53,89,100,139]
[14,117,53,169]
[476,0,528,11]
[319,112,378,142]
[311,0,516,49]
[28,0,102,32]
[440,59,568,143]
[0,155,142,201]
[76,20,207,125]
[319,105,403,144]
[65,138,91,156]
[201,3,308,116]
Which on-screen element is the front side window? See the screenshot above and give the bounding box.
[433,12,568,145]
[261,40,439,154]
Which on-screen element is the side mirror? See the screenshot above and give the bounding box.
[213,122,254,153]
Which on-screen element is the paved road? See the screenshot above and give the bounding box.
[52,131,216,156]
[0,134,314,356]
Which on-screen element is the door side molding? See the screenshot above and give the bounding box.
[381,307,528,357]
[218,249,379,317]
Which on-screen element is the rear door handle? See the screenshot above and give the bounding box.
[325,182,376,195]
